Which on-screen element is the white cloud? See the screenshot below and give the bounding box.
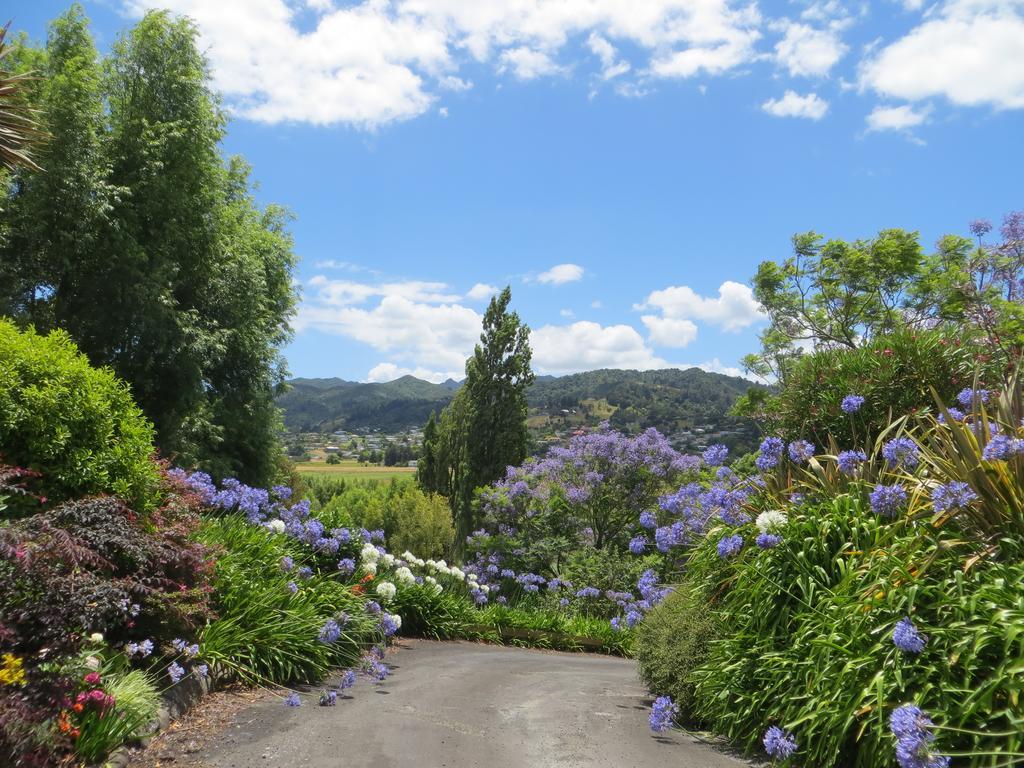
[865,103,931,132]
[761,90,829,119]
[773,21,847,77]
[587,32,631,80]
[639,316,699,347]
[530,321,671,375]
[559,308,576,318]
[466,282,498,300]
[636,280,766,332]
[498,47,565,80]
[535,263,585,285]
[860,0,1024,110]
[590,300,603,309]
[366,362,462,383]
[296,278,482,371]
[438,106,449,117]
[120,0,774,127]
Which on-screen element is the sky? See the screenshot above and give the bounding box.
[10,0,1024,383]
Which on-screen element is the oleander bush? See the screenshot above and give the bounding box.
[0,319,160,513]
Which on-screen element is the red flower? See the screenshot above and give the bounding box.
[83,672,101,686]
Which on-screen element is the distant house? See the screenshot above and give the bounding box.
[407,460,418,468]
[324,445,340,453]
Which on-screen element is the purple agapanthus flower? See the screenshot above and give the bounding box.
[841,394,865,414]
[890,705,949,768]
[763,726,797,759]
[319,619,341,644]
[284,692,301,707]
[339,669,356,690]
[168,662,185,685]
[756,532,782,549]
[892,617,927,654]
[337,558,356,575]
[629,535,648,554]
[649,696,679,732]
[870,484,908,518]
[982,434,1024,461]
[639,510,657,529]
[319,690,337,707]
[788,440,816,464]
[956,388,990,408]
[837,449,867,476]
[717,534,744,559]
[930,481,978,514]
[755,437,785,471]
[882,437,920,469]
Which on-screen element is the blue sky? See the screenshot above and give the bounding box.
[11,0,1024,382]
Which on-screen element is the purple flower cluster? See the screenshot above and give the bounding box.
[756,437,785,471]
[882,437,920,469]
[629,535,648,554]
[717,534,744,559]
[982,434,1024,461]
[930,481,977,514]
[319,619,342,644]
[890,705,949,768]
[841,394,865,414]
[703,444,729,466]
[956,388,990,408]
[763,726,798,759]
[837,449,867,476]
[787,440,816,464]
[870,484,908,518]
[755,532,782,550]
[284,692,301,707]
[892,617,927,654]
[648,696,679,732]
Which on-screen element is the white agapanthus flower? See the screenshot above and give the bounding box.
[431,583,443,595]
[402,551,416,562]
[361,543,380,562]
[387,613,402,630]
[425,559,437,571]
[480,584,490,594]
[756,509,789,533]
[381,553,396,567]
[88,633,104,644]
[450,567,465,581]
[362,561,378,576]
[394,566,416,585]
[435,559,448,570]
[84,655,101,671]
[267,519,286,534]
[376,581,397,600]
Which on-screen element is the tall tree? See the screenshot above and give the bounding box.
[417,411,439,492]
[0,7,297,485]
[428,287,534,542]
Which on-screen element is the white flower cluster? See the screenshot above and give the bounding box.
[267,519,286,534]
[375,580,397,600]
[402,551,427,568]
[386,612,402,630]
[394,566,416,585]
[756,509,789,533]
[423,575,443,595]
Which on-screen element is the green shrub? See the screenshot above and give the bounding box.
[74,664,160,763]
[0,320,159,512]
[735,329,997,447]
[634,584,721,721]
[686,495,1023,766]
[195,517,375,684]
[391,583,474,639]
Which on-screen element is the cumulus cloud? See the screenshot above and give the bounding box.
[366,362,462,383]
[530,321,671,375]
[865,103,931,132]
[466,282,498,300]
[773,21,847,77]
[636,281,766,333]
[119,0,774,127]
[639,316,699,348]
[761,90,829,119]
[860,0,1024,110]
[535,263,585,285]
[296,278,482,371]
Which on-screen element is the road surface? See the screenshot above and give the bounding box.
[192,640,747,768]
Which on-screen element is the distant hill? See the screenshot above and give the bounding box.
[278,368,766,453]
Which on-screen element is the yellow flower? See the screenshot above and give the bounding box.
[0,654,27,687]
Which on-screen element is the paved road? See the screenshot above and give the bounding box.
[196,640,747,768]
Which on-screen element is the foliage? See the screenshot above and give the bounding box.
[633,585,720,721]
[310,477,455,559]
[389,583,474,639]
[421,287,534,543]
[195,516,374,684]
[0,22,44,172]
[745,217,1023,382]
[0,318,160,512]
[734,329,1000,446]
[73,661,160,763]
[0,7,297,488]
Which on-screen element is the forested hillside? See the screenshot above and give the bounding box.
[279,368,766,452]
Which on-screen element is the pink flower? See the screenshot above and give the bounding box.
[83,672,101,686]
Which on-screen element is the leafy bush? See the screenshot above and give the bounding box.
[73,661,160,763]
[391,583,474,639]
[0,319,159,512]
[196,516,375,684]
[634,585,720,721]
[734,330,1000,447]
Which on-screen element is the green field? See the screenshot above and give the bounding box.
[296,461,417,482]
